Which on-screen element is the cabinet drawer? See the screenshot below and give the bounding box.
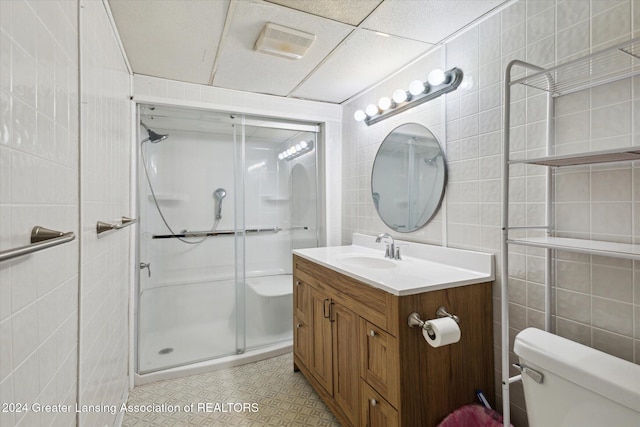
[360,381,398,427]
[359,319,399,408]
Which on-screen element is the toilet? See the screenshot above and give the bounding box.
[514,328,640,427]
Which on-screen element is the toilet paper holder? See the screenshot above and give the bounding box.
[407,306,460,332]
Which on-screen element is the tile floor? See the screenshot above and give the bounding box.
[122,353,340,426]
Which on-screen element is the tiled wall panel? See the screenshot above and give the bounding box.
[0,1,79,426]
[1,1,131,426]
[341,1,640,425]
[78,1,132,426]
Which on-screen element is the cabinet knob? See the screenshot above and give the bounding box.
[296,280,301,286]
[369,329,376,337]
[296,323,301,328]
[370,399,377,407]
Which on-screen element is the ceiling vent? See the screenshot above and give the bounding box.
[254,22,316,60]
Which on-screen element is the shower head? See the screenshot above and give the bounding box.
[140,122,169,144]
[147,129,169,143]
[213,188,227,220]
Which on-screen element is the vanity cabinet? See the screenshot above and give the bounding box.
[293,254,494,427]
[294,274,360,425]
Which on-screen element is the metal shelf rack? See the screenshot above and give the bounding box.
[501,37,640,426]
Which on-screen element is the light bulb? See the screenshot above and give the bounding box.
[278,153,284,160]
[409,80,426,96]
[354,110,367,122]
[287,148,295,156]
[365,104,379,117]
[427,69,447,86]
[378,97,394,111]
[295,143,302,152]
[300,140,308,149]
[392,89,409,104]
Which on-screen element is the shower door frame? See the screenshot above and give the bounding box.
[133,103,321,376]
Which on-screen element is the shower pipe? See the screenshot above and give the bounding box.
[140,126,220,244]
[152,226,309,239]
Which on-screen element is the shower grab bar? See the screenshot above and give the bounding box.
[0,226,76,262]
[152,226,309,239]
[97,217,138,235]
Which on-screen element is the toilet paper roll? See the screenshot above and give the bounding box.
[422,317,461,348]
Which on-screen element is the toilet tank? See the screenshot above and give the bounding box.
[514,328,640,427]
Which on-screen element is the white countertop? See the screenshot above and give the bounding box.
[293,233,495,296]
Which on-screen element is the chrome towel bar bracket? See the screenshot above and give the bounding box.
[0,226,75,262]
[97,216,138,234]
[407,306,460,332]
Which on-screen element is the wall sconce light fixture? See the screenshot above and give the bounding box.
[277,140,314,161]
[354,67,463,126]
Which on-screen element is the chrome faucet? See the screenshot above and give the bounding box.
[375,233,395,259]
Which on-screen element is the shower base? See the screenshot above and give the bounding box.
[136,274,293,384]
[138,321,292,375]
[135,336,292,386]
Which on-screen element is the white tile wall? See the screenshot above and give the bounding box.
[78,1,131,426]
[1,0,131,426]
[341,1,640,425]
[0,0,79,425]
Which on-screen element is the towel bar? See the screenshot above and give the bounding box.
[0,226,75,262]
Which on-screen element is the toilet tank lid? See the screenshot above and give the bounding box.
[514,328,640,413]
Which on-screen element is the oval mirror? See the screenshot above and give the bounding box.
[371,123,447,233]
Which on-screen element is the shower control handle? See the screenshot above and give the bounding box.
[140,262,151,278]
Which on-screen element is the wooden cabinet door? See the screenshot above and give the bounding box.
[294,278,309,322]
[332,302,360,426]
[360,320,399,408]
[309,287,333,395]
[361,381,398,427]
[293,278,311,368]
[294,315,310,368]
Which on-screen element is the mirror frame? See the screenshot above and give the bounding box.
[370,122,447,233]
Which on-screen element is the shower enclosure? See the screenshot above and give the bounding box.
[136,104,319,375]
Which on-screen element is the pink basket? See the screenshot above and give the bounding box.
[437,404,510,427]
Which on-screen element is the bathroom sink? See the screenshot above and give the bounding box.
[294,233,495,296]
[337,255,397,270]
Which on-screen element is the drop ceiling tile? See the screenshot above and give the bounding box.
[212,1,354,97]
[264,0,383,26]
[291,29,433,103]
[363,0,506,44]
[109,0,228,85]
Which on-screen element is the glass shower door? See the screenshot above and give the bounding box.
[136,104,319,374]
[242,124,318,351]
[137,106,243,373]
